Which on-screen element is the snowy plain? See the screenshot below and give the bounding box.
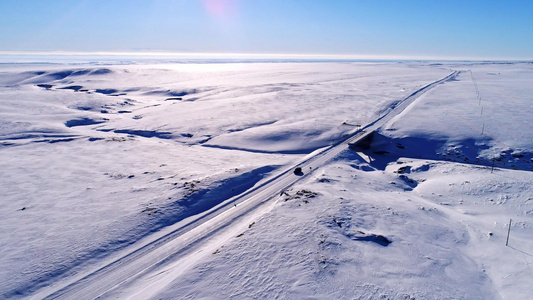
[0,61,532,299]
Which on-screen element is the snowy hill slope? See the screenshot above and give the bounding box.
[0,62,532,299]
[0,62,450,297]
[110,63,533,299]
[145,153,532,300]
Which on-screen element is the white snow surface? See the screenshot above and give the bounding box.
[0,62,532,299]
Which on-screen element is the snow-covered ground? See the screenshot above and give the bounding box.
[1,61,532,299]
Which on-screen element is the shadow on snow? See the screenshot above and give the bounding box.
[346,132,533,173]
[5,165,278,298]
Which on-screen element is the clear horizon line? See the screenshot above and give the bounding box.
[0,50,530,62]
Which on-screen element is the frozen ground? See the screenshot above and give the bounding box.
[0,61,532,299]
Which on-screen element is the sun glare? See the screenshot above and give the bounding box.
[202,0,238,19]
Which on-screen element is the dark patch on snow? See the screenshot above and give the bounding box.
[65,118,107,128]
[398,174,418,190]
[324,215,392,246]
[395,166,411,174]
[106,137,128,142]
[33,138,77,144]
[196,135,212,144]
[36,84,53,90]
[117,110,132,114]
[165,97,183,101]
[59,85,84,91]
[144,89,198,97]
[282,189,317,203]
[141,207,158,215]
[352,234,392,246]
[95,88,119,95]
[113,129,173,139]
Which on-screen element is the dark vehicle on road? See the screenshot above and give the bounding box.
[294,167,303,175]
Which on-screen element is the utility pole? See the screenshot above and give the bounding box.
[506,219,512,246]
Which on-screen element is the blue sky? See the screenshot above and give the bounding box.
[1,0,532,59]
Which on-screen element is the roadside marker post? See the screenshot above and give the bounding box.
[506,219,512,246]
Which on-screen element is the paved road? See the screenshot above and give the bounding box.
[34,70,459,300]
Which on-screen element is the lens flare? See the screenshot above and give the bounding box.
[202,0,237,19]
